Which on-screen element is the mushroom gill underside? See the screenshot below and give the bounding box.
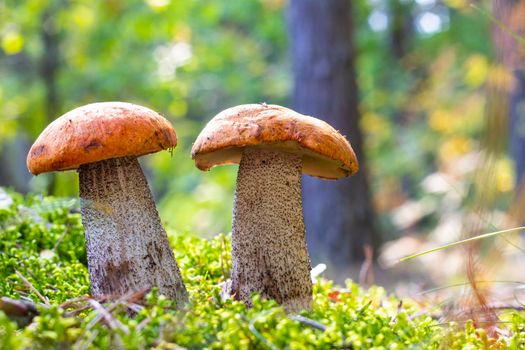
[78,156,188,306]
[231,147,312,310]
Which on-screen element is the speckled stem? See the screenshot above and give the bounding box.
[231,148,312,311]
[78,156,188,306]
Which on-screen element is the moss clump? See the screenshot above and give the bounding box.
[1,190,524,348]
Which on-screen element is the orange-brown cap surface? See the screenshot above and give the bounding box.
[191,104,358,179]
[27,102,177,175]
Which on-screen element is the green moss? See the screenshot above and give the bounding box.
[0,191,524,348]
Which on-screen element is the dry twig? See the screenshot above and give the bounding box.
[15,270,49,305]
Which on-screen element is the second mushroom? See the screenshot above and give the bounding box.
[192,104,358,310]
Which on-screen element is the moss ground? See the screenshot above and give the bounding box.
[0,191,524,349]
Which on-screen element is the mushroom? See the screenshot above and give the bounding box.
[27,102,188,305]
[191,104,358,310]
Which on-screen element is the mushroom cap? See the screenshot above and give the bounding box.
[191,104,358,179]
[27,102,177,175]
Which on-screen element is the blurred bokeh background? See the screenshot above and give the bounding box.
[2,0,525,298]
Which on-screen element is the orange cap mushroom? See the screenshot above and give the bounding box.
[192,103,358,179]
[192,103,358,310]
[27,102,176,175]
[27,102,187,305]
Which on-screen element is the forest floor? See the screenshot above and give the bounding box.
[0,190,524,349]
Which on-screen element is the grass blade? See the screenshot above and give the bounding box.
[471,4,525,46]
[399,226,525,262]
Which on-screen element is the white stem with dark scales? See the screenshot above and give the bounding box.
[79,156,188,306]
[231,148,312,310]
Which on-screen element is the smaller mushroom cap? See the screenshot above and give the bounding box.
[27,102,177,175]
[191,104,358,179]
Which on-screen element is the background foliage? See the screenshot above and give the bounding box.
[1,0,513,237]
[1,0,522,286]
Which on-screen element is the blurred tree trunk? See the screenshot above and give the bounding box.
[287,0,380,277]
[388,0,413,59]
[510,70,525,185]
[39,5,62,194]
[492,1,525,185]
[485,0,525,231]
[0,138,31,193]
[0,4,62,194]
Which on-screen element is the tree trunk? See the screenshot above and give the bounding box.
[510,70,525,186]
[287,0,380,279]
[0,138,31,194]
[388,0,414,59]
[491,0,525,186]
[40,5,61,194]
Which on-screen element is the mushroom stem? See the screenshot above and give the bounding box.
[231,148,312,310]
[78,156,188,306]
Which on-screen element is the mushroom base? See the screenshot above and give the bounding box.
[79,156,188,306]
[231,148,312,311]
